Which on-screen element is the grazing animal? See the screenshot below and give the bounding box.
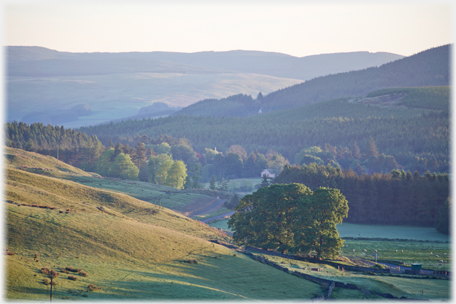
[436,255,439,257]
[353,249,355,252]
[364,249,367,252]
[396,250,398,252]
[401,250,403,252]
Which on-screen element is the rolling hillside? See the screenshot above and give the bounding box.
[175,44,450,116]
[5,147,322,300]
[7,46,402,128]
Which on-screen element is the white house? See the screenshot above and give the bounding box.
[261,169,275,178]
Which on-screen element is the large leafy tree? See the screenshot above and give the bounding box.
[95,148,115,176]
[228,183,348,259]
[163,160,187,189]
[109,153,139,180]
[292,187,349,259]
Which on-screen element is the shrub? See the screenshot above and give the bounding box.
[373,264,386,269]
[6,251,15,255]
[65,266,79,272]
[43,279,57,285]
[68,275,78,281]
[183,259,198,264]
[41,267,50,275]
[34,253,39,259]
[87,284,100,291]
[50,270,59,278]
[79,271,88,277]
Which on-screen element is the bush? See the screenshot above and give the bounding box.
[43,279,57,285]
[87,284,100,291]
[373,264,386,269]
[41,267,50,275]
[183,259,198,264]
[68,275,78,281]
[6,251,15,255]
[65,266,79,272]
[79,271,89,277]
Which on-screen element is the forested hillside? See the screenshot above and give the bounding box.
[79,87,449,175]
[5,122,104,171]
[175,45,450,116]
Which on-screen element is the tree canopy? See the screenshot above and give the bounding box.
[228,183,348,259]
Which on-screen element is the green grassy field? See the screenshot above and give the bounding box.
[4,147,451,300]
[342,239,450,271]
[252,254,450,300]
[337,223,450,242]
[5,148,322,300]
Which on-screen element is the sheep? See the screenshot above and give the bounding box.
[395,250,398,252]
[436,255,439,257]
[375,250,377,252]
[401,250,403,252]
[440,260,444,263]
[364,249,367,252]
[353,249,355,252]
[431,252,433,254]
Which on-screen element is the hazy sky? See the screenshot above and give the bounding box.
[3,0,454,57]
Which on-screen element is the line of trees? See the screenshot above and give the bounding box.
[6,121,104,171]
[274,163,449,231]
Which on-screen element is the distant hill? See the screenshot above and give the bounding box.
[6,46,402,127]
[8,46,403,80]
[176,45,449,116]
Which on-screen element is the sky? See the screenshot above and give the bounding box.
[3,0,454,58]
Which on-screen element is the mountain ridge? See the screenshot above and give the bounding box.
[175,44,450,116]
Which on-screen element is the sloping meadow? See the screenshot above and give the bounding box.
[5,150,321,300]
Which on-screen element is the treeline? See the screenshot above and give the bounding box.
[79,96,449,174]
[5,121,104,171]
[274,163,449,230]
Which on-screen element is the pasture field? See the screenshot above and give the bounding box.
[6,203,321,300]
[337,223,450,242]
[209,219,231,230]
[65,175,215,212]
[5,150,322,300]
[342,239,450,271]
[252,254,450,300]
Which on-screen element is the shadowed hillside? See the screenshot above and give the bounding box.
[175,45,449,116]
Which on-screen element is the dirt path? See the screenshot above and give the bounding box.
[200,211,235,223]
[191,199,227,217]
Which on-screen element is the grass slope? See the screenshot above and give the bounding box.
[5,148,321,300]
